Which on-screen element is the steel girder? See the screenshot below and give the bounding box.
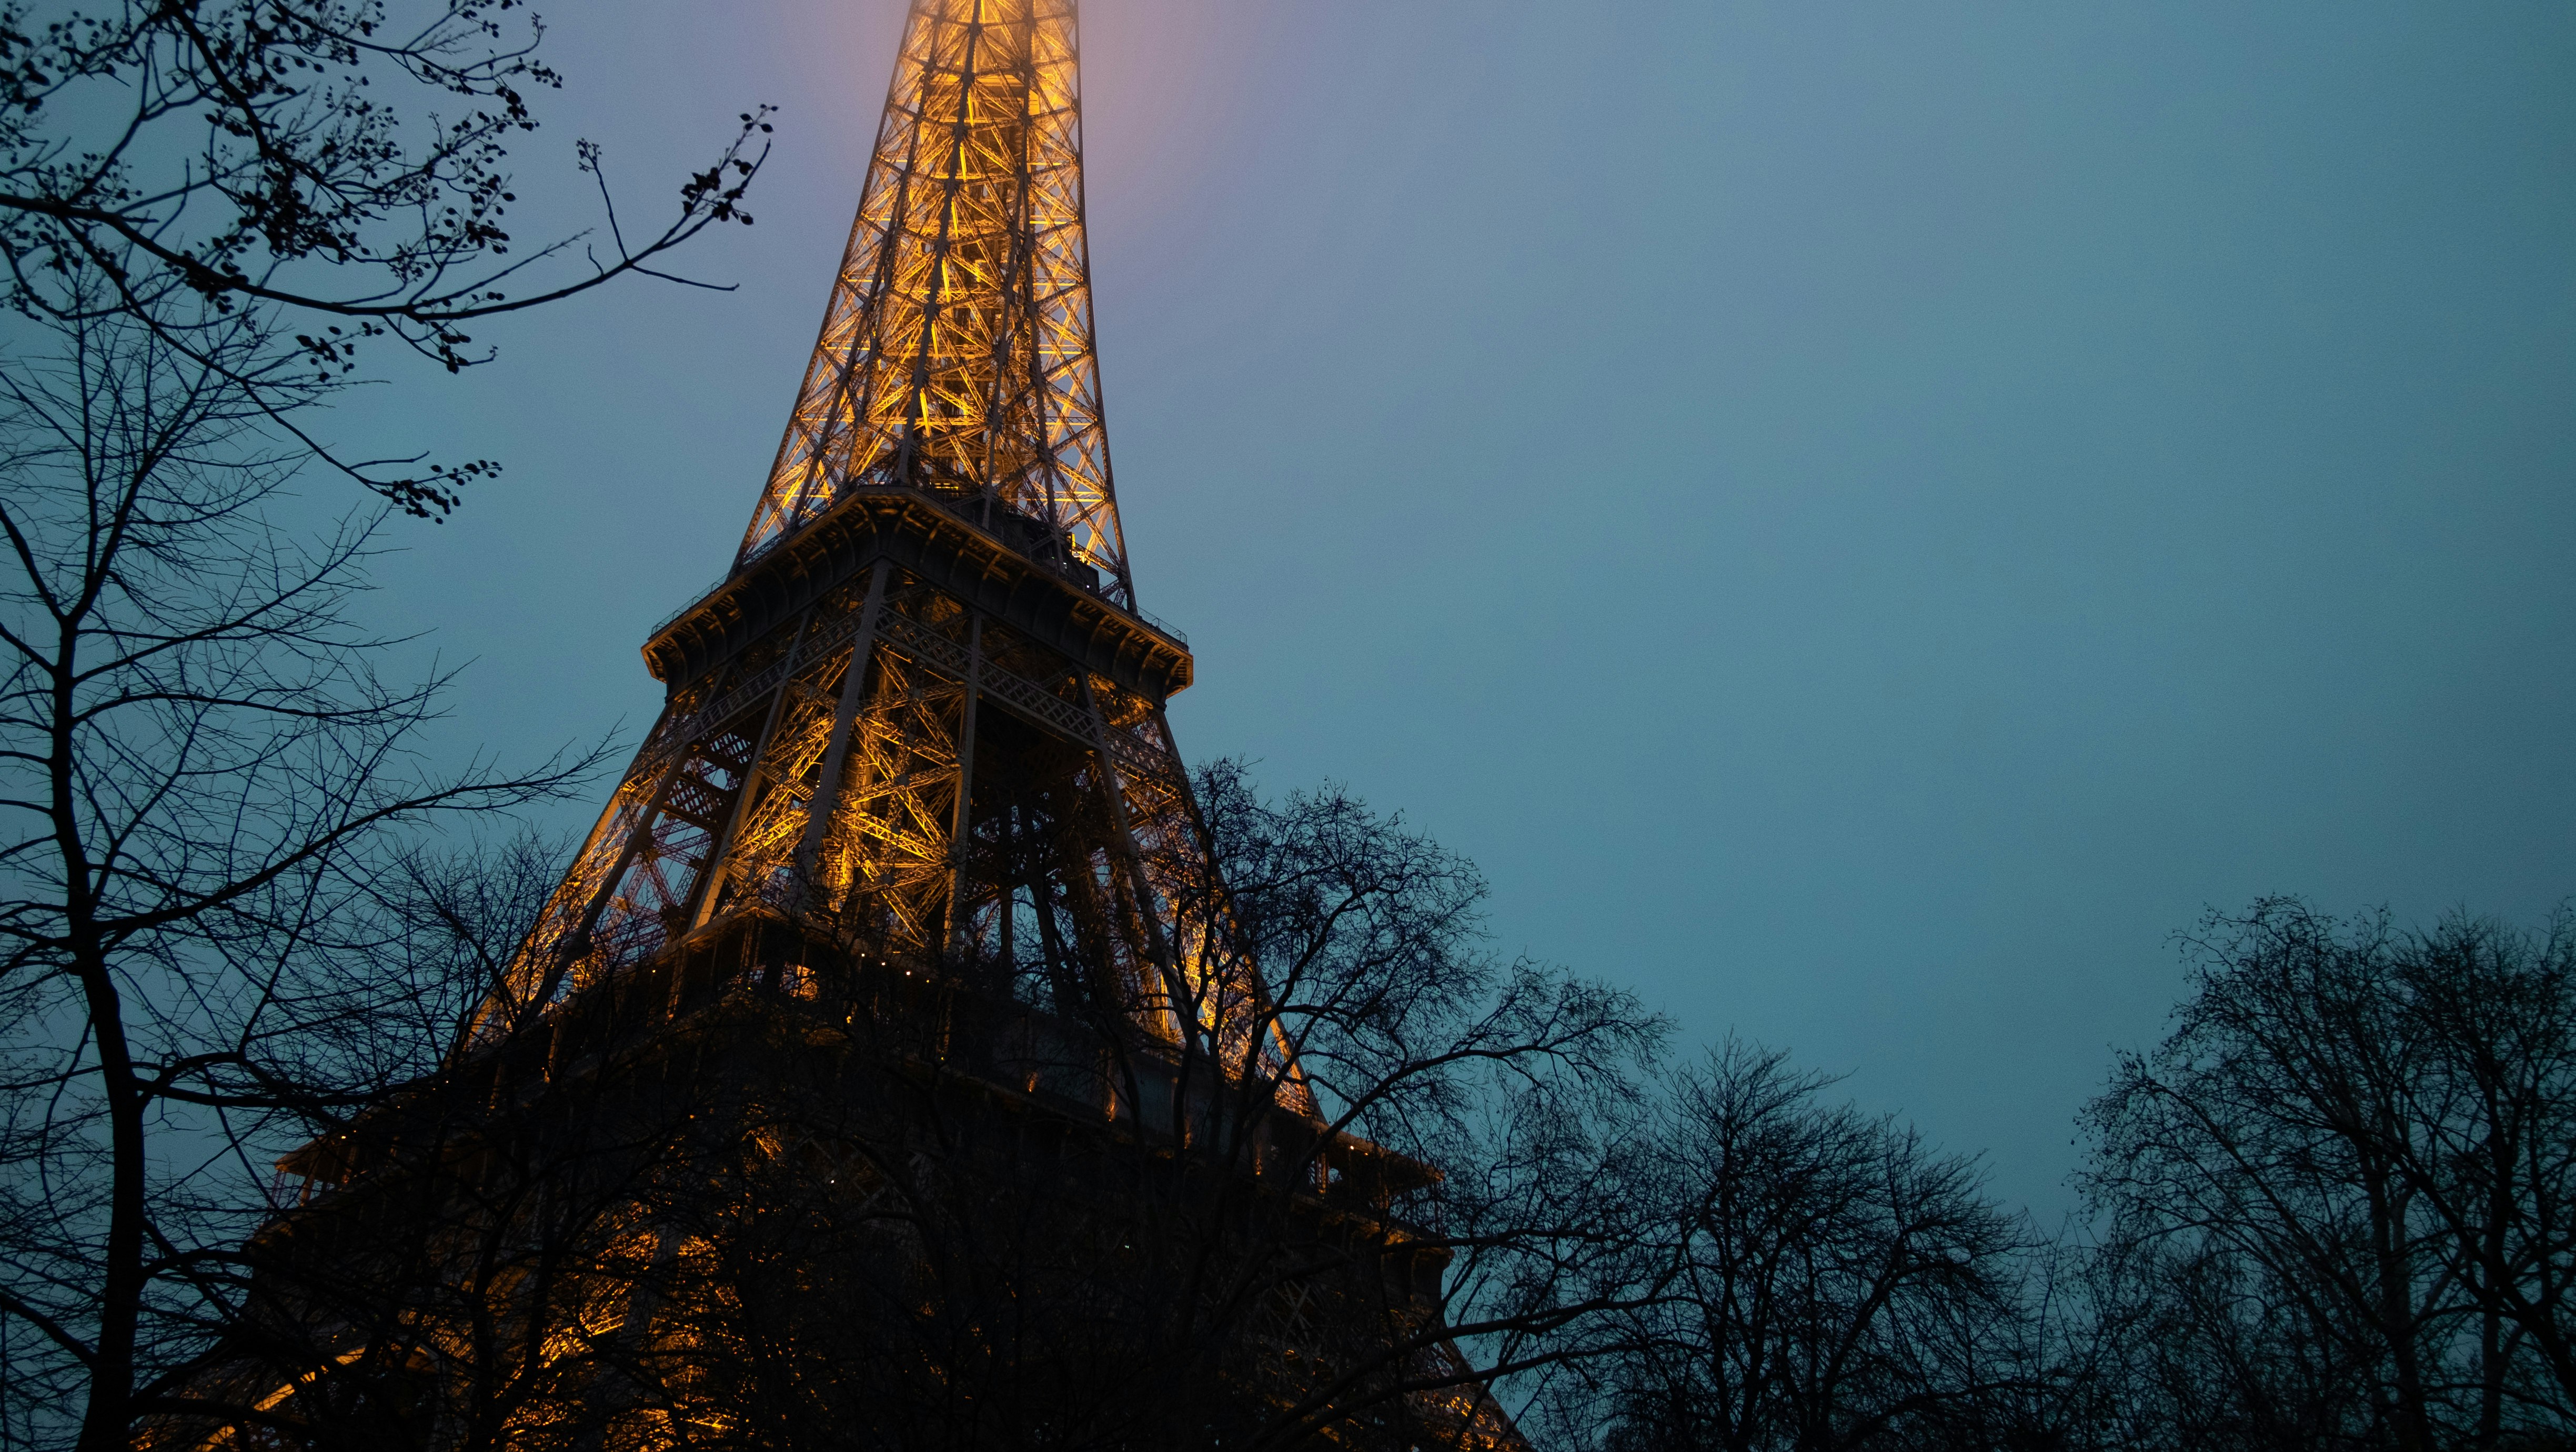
[736,0,1129,609]
[468,510,1297,1111]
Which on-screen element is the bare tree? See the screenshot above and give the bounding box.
[2066,1223,2390,1452]
[1554,1041,2037,1452]
[1156,763,1669,1449]
[0,0,771,512]
[0,290,599,1451]
[2077,899,2576,1451]
[2391,914,2576,1433]
[0,8,776,1442]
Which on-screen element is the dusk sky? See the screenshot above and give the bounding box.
[351,1,2576,1221]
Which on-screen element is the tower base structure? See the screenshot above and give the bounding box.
[156,910,1515,1452]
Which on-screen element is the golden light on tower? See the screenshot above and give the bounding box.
[462,0,1297,1102]
[741,0,1128,606]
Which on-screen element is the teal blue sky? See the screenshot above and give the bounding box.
[355,2,2576,1220]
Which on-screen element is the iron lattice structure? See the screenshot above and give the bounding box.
[146,8,1534,1446]
[470,0,1288,1094]
[738,0,1128,604]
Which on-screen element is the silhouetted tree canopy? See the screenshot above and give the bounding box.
[0,0,770,513]
[2078,900,2576,1452]
[0,8,769,1448]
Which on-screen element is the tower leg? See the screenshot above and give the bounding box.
[791,561,892,904]
[944,612,985,956]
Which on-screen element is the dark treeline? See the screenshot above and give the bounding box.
[15,652,2576,1452]
[1521,900,2576,1452]
[2067,903,2576,1452]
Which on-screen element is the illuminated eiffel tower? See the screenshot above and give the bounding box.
[469,0,1284,1083]
[157,6,1527,1447]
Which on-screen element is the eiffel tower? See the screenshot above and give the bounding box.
[155,5,1531,1447]
[467,0,1289,1091]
